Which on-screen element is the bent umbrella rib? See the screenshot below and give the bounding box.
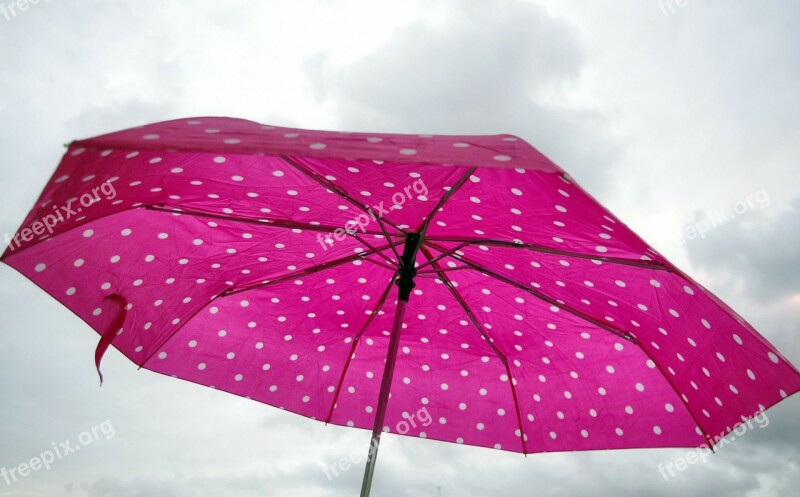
[420,246,529,455]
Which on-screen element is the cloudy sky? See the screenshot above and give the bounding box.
[1,1,798,496]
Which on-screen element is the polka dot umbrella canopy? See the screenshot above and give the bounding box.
[3,117,798,496]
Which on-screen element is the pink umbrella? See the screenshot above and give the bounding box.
[3,117,798,496]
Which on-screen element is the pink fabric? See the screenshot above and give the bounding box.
[3,117,798,453]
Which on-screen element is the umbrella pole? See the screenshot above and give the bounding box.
[359,233,420,497]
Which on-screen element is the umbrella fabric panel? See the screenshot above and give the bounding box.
[423,166,661,262]
[148,258,399,423]
[431,242,800,443]
[370,264,706,452]
[2,206,376,366]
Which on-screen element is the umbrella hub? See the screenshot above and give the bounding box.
[396,232,421,302]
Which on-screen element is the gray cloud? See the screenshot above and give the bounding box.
[305,0,621,192]
[686,197,800,303]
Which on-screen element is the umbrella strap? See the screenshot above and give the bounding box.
[94,293,127,385]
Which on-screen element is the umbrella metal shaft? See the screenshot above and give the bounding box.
[359,233,421,497]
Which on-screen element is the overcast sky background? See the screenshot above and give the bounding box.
[1,1,798,496]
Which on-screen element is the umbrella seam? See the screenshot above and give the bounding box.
[634,340,716,451]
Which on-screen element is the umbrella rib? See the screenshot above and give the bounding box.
[416,265,472,275]
[150,204,399,269]
[415,241,471,270]
[138,290,229,368]
[223,243,394,296]
[421,237,673,272]
[423,241,638,343]
[280,155,408,235]
[416,167,477,236]
[376,214,402,265]
[420,246,530,455]
[360,256,397,272]
[325,273,398,424]
[140,244,393,368]
[349,232,399,269]
[146,204,391,237]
